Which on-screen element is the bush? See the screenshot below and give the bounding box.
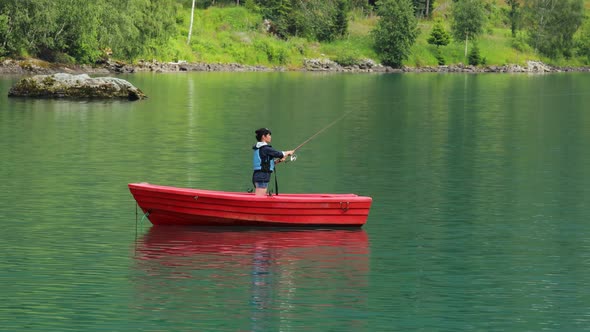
[253,39,289,64]
[427,20,451,48]
[260,0,346,42]
[434,48,446,65]
[511,33,531,53]
[288,38,308,56]
[53,52,76,64]
[332,49,362,66]
[468,44,482,66]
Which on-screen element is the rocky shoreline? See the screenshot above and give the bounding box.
[1,58,589,75]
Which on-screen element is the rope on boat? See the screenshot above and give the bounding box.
[140,211,150,224]
[133,204,151,253]
[273,166,279,196]
[135,203,150,232]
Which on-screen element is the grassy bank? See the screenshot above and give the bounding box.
[156,2,588,69]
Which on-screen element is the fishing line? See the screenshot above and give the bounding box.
[293,110,354,152]
[279,110,355,163]
[271,110,354,194]
[283,89,589,161]
[278,88,588,164]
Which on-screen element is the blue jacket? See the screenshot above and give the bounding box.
[253,142,284,173]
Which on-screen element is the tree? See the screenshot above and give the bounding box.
[132,0,179,57]
[413,0,435,18]
[256,0,349,42]
[97,0,141,60]
[468,43,482,65]
[427,19,450,65]
[0,0,180,63]
[578,17,590,63]
[334,0,349,38]
[56,0,102,63]
[293,0,349,42]
[524,0,585,59]
[505,0,520,38]
[255,0,293,39]
[372,0,418,68]
[0,13,7,55]
[0,0,61,58]
[427,20,450,48]
[451,0,486,58]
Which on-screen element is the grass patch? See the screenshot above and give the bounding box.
[152,2,590,68]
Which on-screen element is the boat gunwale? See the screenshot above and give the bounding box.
[128,183,372,203]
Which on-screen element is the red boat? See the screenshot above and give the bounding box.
[128,183,372,227]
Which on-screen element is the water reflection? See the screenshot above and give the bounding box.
[133,227,370,331]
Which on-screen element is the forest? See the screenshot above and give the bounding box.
[0,0,589,68]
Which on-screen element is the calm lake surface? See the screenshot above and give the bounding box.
[1,71,590,331]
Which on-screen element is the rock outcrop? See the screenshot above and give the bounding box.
[8,73,146,100]
[302,58,396,72]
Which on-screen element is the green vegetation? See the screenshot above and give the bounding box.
[0,0,589,69]
[505,0,520,38]
[525,0,585,59]
[427,19,451,64]
[372,0,418,67]
[579,17,590,62]
[451,0,486,57]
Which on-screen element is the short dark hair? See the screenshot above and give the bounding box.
[255,128,271,141]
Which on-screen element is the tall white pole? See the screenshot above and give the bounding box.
[187,0,196,44]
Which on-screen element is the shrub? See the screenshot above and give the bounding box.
[332,49,362,66]
[511,33,531,53]
[253,39,289,64]
[434,48,446,65]
[468,44,482,66]
[427,20,451,48]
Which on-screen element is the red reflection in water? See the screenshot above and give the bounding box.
[136,226,369,260]
[132,226,370,330]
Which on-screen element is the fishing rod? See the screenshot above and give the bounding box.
[275,110,353,165]
[277,110,353,165]
[271,110,353,195]
[293,110,353,153]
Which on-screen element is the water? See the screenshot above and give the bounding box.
[1,72,590,331]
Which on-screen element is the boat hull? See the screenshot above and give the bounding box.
[129,183,372,227]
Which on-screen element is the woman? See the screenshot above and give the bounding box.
[252,128,294,196]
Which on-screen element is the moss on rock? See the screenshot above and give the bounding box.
[7,73,147,101]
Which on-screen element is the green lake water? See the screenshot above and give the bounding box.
[1,72,590,331]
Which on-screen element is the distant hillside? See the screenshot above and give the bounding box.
[169,1,589,68]
[1,0,588,69]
